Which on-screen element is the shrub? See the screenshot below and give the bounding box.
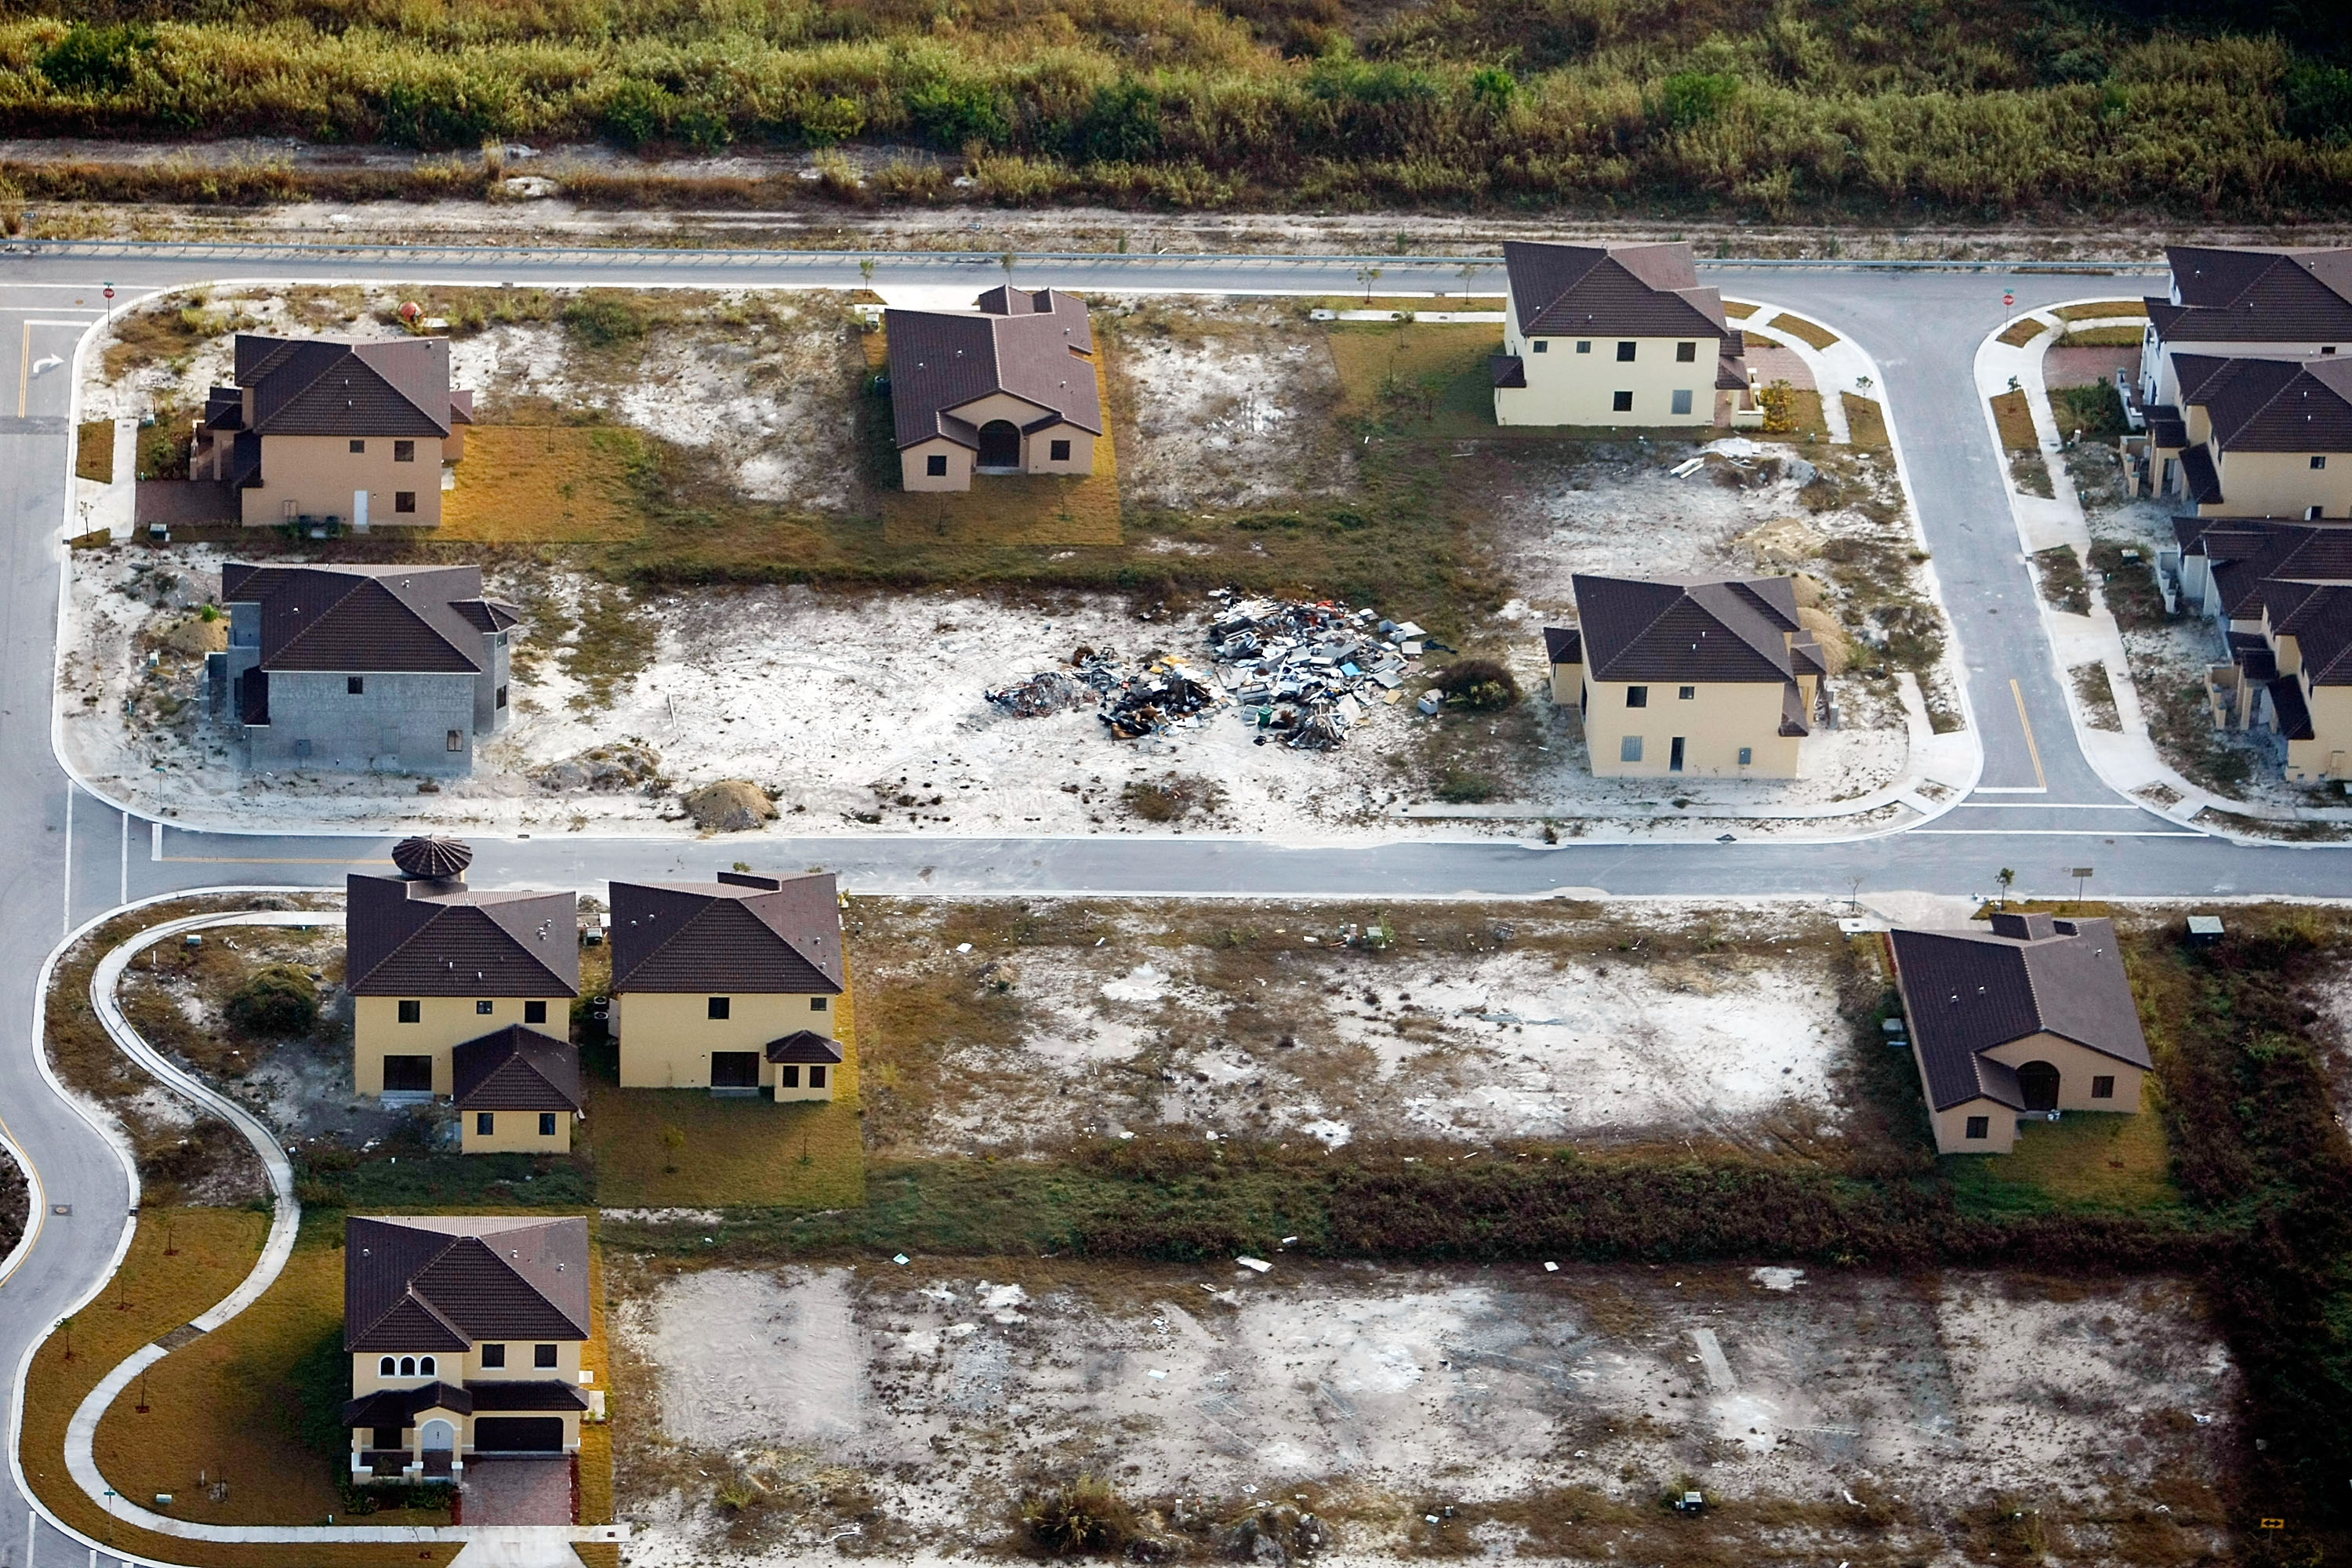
[562,294,649,348]
[225,964,318,1039]
[1073,80,1163,163]
[2051,380,2130,443]
[602,78,675,148]
[1655,71,1740,129]
[2286,61,2352,144]
[1432,657,1519,710]
[1019,1476,1136,1556]
[906,77,1010,150]
[798,93,866,145]
[1435,768,1498,803]
[38,24,154,95]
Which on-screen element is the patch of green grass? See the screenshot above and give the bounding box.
[75,419,113,482]
[586,1088,864,1208]
[1944,1080,2181,1217]
[2051,380,2130,441]
[301,1149,593,1210]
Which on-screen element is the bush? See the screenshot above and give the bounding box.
[225,964,318,1039]
[1019,1476,1136,1556]
[562,294,649,348]
[1432,657,1519,711]
[2051,381,2130,443]
[1655,71,1740,129]
[1435,768,1498,803]
[602,78,676,148]
[38,24,154,95]
[1073,80,1163,163]
[906,77,1010,150]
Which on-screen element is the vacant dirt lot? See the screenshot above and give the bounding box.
[612,1259,2234,1566]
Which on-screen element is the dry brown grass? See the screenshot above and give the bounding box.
[1997,317,2049,348]
[1990,389,2038,452]
[76,419,113,482]
[441,425,647,542]
[2056,300,2148,320]
[1720,300,1759,319]
[1840,393,1888,448]
[1766,312,1838,350]
[2060,324,2146,347]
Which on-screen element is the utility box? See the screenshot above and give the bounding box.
[2186,915,2224,946]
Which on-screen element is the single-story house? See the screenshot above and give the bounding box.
[1490,241,1758,429]
[1888,912,2151,1155]
[886,286,1102,492]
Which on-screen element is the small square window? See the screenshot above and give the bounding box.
[1737,746,1753,766]
[810,1065,829,1089]
[481,1343,506,1368]
[539,1112,558,1136]
[524,1000,546,1025]
[1612,390,1633,412]
[394,440,416,463]
[811,996,828,1011]
[2092,1075,2115,1099]
[1965,1116,1989,1140]
[347,676,365,695]
[1619,735,1644,763]
[925,453,949,477]
[477,1000,494,1015]
[534,1344,558,1369]
[350,439,366,454]
[446,728,463,751]
[394,491,416,514]
[1678,685,1695,700]
[1532,340,1548,354]
[2312,455,2328,470]
[779,1065,800,1088]
[1675,342,1697,363]
[1616,341,1636,362]
[1671,389,1693,416]
[476,1112,495,1135]
[708,996,731,1020]
[1051,438,1072,462]
[1626,685,1649,708]
[1574,340,1591,354]
[397,1000,421,1024]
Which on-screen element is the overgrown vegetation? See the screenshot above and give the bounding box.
[223,962,318,1037]
[2052,380,2131,443]
[2,1,2350,216]
[1019,1475,1139,1557]
[2031,544,2089,615]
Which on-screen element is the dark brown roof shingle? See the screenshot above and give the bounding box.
[345,1214,590,1352]
[452,1025,584,1112]
[2152,246,2352,344]
[233,333,463,437]
[1503,241,1735,346]
[1571,573,1816,684]
[886,289,1102,452]
[346,873,580,998]
[609,872,845,994]
[220,563,520,676]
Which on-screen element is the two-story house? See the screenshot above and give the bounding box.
[2140,354,2352,518]
[2138,245,2352,412]
[206,561,520,775]
[1547,574,1825,778]
[1490,241,1755,429]
[347,837,580,1104]
[608,871,846,1097]
[339,1214,593,1480]
[189,333,473,528]
[1888,913,2151,1155]
[887,287,1102,492]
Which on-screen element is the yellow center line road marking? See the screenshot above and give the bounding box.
[17,319,90,416]
[2009,678,2049,791]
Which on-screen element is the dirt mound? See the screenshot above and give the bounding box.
[534,742,662,793]
[683,779,776,832]
[160,615,229,655]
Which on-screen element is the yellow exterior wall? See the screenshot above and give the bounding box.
[1549,659,1581,707]
[902,436,974,492]
[2286,684,2352,781]
[238,432,447,528]
[2205,448,2352,518]
[1980,1031,2146,1113]
[460,1108,575,1154]
[1494,287,1719,427]
[354,994,572,1096]
[351,1336,582,1398]
[1025,424,1094,474]
[1929,1096,2020,1155]
[1579,676,1806,779]
[612,989,839,1094]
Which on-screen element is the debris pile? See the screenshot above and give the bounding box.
[1100,663,1218,739]
[1207,593,1421,750]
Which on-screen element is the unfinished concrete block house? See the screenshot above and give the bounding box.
[1490,241,1759,429]
[608,870,847,1097]
[1547,574,1824,778]
[206,561,519,775]
[339,1213,594,1480]
[188,332,474,528]
[1888,913,2151,1156]
[885,286,1102,491]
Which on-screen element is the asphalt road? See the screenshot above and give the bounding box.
[0,238,2332,1568]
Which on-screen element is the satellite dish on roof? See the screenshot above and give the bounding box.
[392,836,473,880]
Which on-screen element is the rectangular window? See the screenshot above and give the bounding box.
[811,996,828,1012]
[394,491,416,514]
[1574,341,1591,354]
[477,1000,494,1015]
[476,1112,495,1135]
[397,1000,422,1024]
[779,1065,800,1088]
[1737,746,1753,766]
[926,453,948,477]
[708,996,731,1020]
[1626,686,1648,708]
[539,1112,558,1136]
[1620,735,1643,763]
[534,1344,558,1369]
[524,1000,547,1025]
[2309,506,2325,520]
[347,676,365,695]
[1675,342,1697,363]
[1612,390,1633,412]
[1678,685,1695,700]
[394,440,416,463]
[495,684,509,710]
[382,1054,433,1092]
[810,1064,828,1089]
[481,1343,506,1368]
[350,439,366,454]
[446,729,463,751]
[1050,438,1072,462]
[1965,1116,1989,1140]
[1671,389,1694,416]
[1616,342,1637,362]
[2092,1075,2115,1099]
[1532,340,1548,354]
[2313,456,2328,470]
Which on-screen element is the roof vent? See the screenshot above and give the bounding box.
[393,836,472,880]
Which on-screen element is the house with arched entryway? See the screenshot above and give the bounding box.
[1888,912,2152,1155]
[884,287,1102,492]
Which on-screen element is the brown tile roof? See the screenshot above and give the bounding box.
[345,873,580,998]
[2176,516,2352,619]
[1570,573,1817,684]
[2173,354,2352,454]
[764,1029,845,1065]
[345,1214,590,1352]
[1502,241,1735,345]
[1888,915,2151,1112]
[340,1383,474,1428]
[452,1025,584,1112]
[2260,578,2352,686]
[609,871,844,994]
[469,1381,590,1411]
[2151,246,2352,343]
[1542,626,1582,664]
[233,333,463,437]
[219,563,517,675]
[885,289,1102,452]
[1490,354,1526,389]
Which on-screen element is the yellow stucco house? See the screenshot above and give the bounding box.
[340,1214,593,1481]
[886,287,1101,492]
[1490,241,1758,429]
[2141,353,2352,518]
[608,870,846,1097]
[347,837,580,1117]
[2171,516,2352,783]
[1889,913,2151,1155]
[452,1025,584,1153]
[189,333,474,528]
[1548,574,1825,779]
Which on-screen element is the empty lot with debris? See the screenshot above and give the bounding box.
[611,1258,2233,1567]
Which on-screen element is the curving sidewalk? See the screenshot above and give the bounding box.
[41,908,624,1563]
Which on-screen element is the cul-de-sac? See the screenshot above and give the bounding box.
[2,10,2351,1565]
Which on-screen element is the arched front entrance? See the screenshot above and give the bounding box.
[976,420,1022,470]
[2016,1061,2060,1112]
[420,1417,457,1452]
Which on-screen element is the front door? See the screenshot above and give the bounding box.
[2016,1060,2060,1112]
[976,420,1021,470]
[711,1051,760,1089]
[420,1417,456,1451]
[1668,736,1686,772]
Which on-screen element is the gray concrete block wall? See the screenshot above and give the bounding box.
[474,631,512,735]
[245,670,477,775]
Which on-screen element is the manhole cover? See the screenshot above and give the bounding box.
[51,1203,71,1216]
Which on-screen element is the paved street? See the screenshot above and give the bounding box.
[0,237,2331,1568]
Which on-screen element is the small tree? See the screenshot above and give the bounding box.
[1357,265,1382,304]
[660,1125,687,1174]
[1432,657,1520,712]
[1997,867,2016,907]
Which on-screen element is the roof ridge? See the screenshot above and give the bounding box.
[350,339,448,430]
[372,902,571,996]
[273,572,470,670]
